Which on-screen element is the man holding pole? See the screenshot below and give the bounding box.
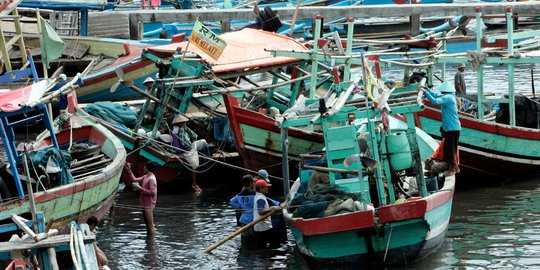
[253,180,284,248]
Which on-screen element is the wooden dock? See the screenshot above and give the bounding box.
[105,2,540,39]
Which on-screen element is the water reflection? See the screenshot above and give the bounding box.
[97,178,540,269]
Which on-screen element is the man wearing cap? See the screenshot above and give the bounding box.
[419,81,461,176]
[255,169,271,184]
[229,175,257,245]
[253,179,283,248]
[454,63,467,96]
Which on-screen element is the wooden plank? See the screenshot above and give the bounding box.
[73,169,102,180]
[71,154,105,168]
[62,40,90,59]
[70,158,111,174]
[88,12,130,39]
[0,234,95,253]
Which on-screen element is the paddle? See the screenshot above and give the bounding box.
[204,206,283,253]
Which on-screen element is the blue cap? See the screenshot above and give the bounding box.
[436,81,455,93]
[257,169,270,183]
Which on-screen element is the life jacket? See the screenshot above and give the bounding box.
[253,192,272,232]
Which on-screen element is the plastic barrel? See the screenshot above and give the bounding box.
[386,131,413,171]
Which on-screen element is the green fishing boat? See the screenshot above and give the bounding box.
[0,75,125,234]
[263,17,456,266]
[417,7,540,179]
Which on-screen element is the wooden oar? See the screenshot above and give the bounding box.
[204,207,283,253]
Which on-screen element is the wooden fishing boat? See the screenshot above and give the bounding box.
[222,16,452,179]
[416,7,540,179]
[81,28,310,184]
[19,35,160,103]
[278,58,454,265]
[0,75,126,232]
[1,2,161,103]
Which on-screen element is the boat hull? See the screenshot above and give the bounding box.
[0,94,126,233]
[417,105,540,178]
[223,94,325,178]
[287,180,454,265]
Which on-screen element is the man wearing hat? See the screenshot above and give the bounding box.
[255,169,271,183]
[419,81,461,176]
[142,76,155,90]
[454,63,467,96]
[171,114,208,192]
[253,180,284,248]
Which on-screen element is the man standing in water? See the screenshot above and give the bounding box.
[454,63,467,96]
[419,81,461,176]
[230,175,257,245]
[253,180,284,248]
[125,161,158,235]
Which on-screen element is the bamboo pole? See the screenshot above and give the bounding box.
[288,0,301,37]
[204,207,282,253]
[202,70,329,94]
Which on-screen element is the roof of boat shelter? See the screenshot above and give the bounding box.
[147,28,308,73]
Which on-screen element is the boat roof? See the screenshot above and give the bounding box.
[146,28,308,73]
[0,80,48,112]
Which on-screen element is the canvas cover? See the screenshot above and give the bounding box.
[0,80,49,112]
[147,28,308,73]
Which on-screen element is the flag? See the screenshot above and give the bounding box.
[39,15,65,69]
[190,19,227,61]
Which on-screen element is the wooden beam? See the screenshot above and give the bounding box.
[122,3,540,25]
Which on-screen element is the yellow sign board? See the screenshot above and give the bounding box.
[191,20,227,61]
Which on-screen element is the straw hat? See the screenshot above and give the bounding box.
[458,63,466,69]
[142,77,155,85]
[172,114,189,124]
[436,81,456,93]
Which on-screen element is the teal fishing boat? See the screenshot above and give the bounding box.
[254,16,455,265]
[278,58,455,265]
[417,7,540,179]
[81,28,313,184]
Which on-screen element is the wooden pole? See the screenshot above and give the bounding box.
[288,0,301,37]
[36,10,48,79]
[204,207,282,253]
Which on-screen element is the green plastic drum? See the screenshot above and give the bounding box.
[386,131,413,171]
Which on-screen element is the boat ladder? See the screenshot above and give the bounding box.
[0,0,27,74]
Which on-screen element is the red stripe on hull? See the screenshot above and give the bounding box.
[378,190,453,224]
[81,59,155,87]
[286,210,375,236]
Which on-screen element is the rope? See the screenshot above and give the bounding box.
[81,113,285,181]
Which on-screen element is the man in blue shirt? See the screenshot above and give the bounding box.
[230,175,257,246]
[230,175,256,226]
[419,81,461,176]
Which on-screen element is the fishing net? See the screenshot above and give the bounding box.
[288,184,361,219]
[23,147,74,187]
[84,101,139,127]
